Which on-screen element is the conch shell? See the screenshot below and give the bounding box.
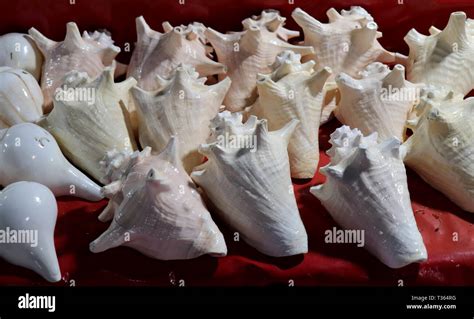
[127,16,226,90]
[310,126,427,268]
[29,22,121,111]
[292,7,404,80]
[132,64,231,173]
[206,9,314,111]
[39,66,137,184]
[0,67,43,128]
[404,93,474,212]
[405,12,474,98]
[191,111,308,257]
[0,181,61,282]
[0,123,103,201]
[248,50,332,178]
[90,137,227,260]
[335,62,421,141]
[0,33,43,80]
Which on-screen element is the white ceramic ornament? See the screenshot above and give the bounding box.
[0,67,43,128]
[310,126,427,268]
[335,62,421,141]
[404,93,474,212]
[0,181,61,282]
[248,50,332,178]
[405,11,474,98]
[0,123,103,201]
[90,137,227,260]
[29,22,121,111]
[128,16,226,91]
[0,33,43,80]
[132,64,231,173]
[206,9,314,111]
[39,66,137,184]
[191,111,308,257]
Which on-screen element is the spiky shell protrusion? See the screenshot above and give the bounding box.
[206,9,314,112]
[191,111,308,257]
[335,62,422,141]
[404,94,474,212]
[39,65,137,184]
[248,50,332,178]
[292,7,404,81]
[132,64,231,173]
[90,137,227,260]
[310,126,427,268]
[28,22,121,112]
[127,16,226,91]
[405,11,474,98]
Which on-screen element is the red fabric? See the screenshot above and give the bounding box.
[1,0,473,286]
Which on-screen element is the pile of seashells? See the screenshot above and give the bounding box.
[0,6,472,282]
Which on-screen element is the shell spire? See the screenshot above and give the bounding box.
[90,137,227,260]
[310,126,427,268]
[205,10,314,112]
[404,11,474,98]
[191,112,307,257]
[127,16,226,91]
[248,50,332,178]
[28,23,121,112]
[132,64,231,173]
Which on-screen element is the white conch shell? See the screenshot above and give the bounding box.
[28,22,121,111]
[39,66,137,184]
[0,67,43,128]
[90,137,227,260]
[0,33,43,80]
[248,50,332,178]
[132,64,231,173]
[206,9,314,111]
[405,12,474,97]
[335,62,421,141]
[292,7,404,81]
[404,94,474,212]
[128,16,226,90]
[0,181,61,282]
[0,123,103,201]
[191,112,308,257]
[310,126,427,268]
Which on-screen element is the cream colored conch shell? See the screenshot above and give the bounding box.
[132,64,231,173]
[90,137,227,260]
[0,33,43,80]
[405,11,474,98]
[248,50,332,178]
[335,62,421,141]
[206,9,314,111]
[0,67,43,128]
[310,126,427,268]
[292,7,404,80]
[39,66,137,184]
[127,16,226,90]
[404,94,474,212]
[0,123,103,201]
[191,111,308,257]
[0,181,61,282]
[29,22,121,111]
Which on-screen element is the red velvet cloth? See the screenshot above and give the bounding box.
[1,0,473,286]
